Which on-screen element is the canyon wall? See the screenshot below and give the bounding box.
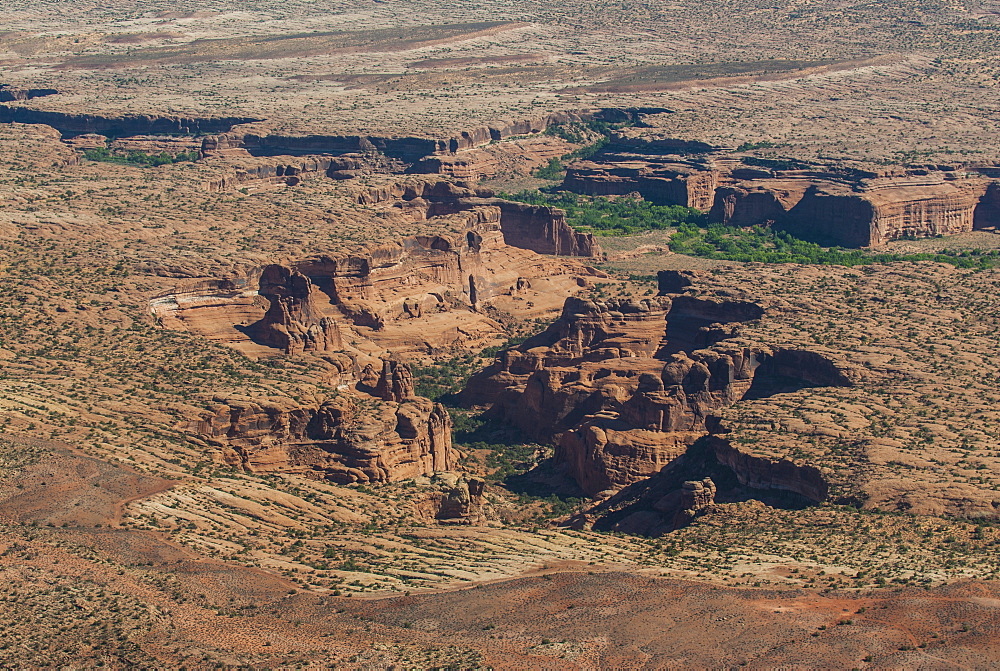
[190,361,454,483]
[564,158,719,210]
[200,109,634,162]
[563,148,1000,247]
[0,105,257,137]
[247,265,343,355]
[708,436,829,503]
[0,85,59,102]
[202,112,588,161]
[202,155,378,191]
[155,178,601,354]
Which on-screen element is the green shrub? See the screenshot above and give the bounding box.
[82,147,200,166]
[500,190,706,236]
[669,224,1000,269]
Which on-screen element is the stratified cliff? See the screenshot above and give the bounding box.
[190,360,454,483]
[463,271,852,497]
[247,265,342,355]
[564,156,719,210]
[0,105,257,136]
[152,177,602,358]
[561,145,1000,247]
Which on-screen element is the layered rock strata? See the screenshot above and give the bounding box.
[564,156,720,210]
[464,271,851,497]
[200,108,656,162]
[0,105,257,137]
[563,147,1000,246]
[247,265,343,355]
[203,154,388,192]
[152,178,601,356]
[190,361,454,483]
[577,431,830,536]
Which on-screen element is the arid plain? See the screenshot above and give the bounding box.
[3,0,1000,667]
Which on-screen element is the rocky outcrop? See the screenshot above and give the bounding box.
[575,428,829,536]
[190,392,454,483]
[288,181,599,325]
[203,154,383,192]
[246,265,343,355]
[407,136,571,182]
[463,276,851,497]
[611,477,716,535]
[709,436,828,503]
[372,359,415,402]
[0,105,257,137]
[493,200,601,257]
[974,182,1000,229]
[561,145,1000,247]
[433,474,487,523]
[775,176,995,247]
[0,85,59,102]
[209,133,441,163]
[153,179,603,359]
[199,107,660,165]
[564,156,719,210]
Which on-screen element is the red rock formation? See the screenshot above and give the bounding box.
[464,282,851,496]
[974,182,1000,229]
[202,154,381,191]
[407,136,571,182]
[493,200,601,257]
[248,265,343,355]
[562,147,1000,247]
[708,436,828,503]
[778,177,994,247]
[564,157,719,210]
[190,391,454,483]
[201,111,592,163]
[199,107,658,165]
[373,359,415,402]
[154,180,604,358]
[431,474,487,523]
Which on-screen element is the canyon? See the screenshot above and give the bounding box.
[3,0,1000,665]
[566,147,1000,247]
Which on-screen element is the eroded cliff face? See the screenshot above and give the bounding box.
[247,265,343,355]
[189,361,454,483]
[0,105,257,137]
[709,436,828,503]
[464,271,853,498]
[576,431,831,537]
[562,147,1000,247]
[407,136,571,183]
[202,154,385,192]
[564,157,719,210]
[152,177,602,358]
[199,110,612,162]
